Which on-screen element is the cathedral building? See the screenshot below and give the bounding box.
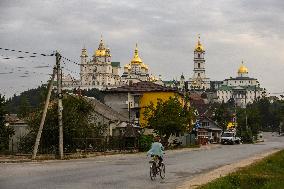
[216,62,263,107]
[79,37,121,89]
[121,44,157,85]
[188,36,210,90]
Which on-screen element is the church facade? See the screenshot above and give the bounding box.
[71,37,161,90]
[216,62,263,107]
[79,37,121,90]
[121,44,160,85]
[162,36,264,107]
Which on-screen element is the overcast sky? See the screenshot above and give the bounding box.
[0,0,283,98]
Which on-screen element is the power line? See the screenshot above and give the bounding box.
[0,47,55,57]
[0,54,54,60]
[61,56,80,65]
[61,60,80,75]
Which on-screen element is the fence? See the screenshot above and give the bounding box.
[36,136,139,154]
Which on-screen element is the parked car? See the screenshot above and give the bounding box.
[221,131,241,145]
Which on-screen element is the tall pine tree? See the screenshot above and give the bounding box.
[0,94,14,152]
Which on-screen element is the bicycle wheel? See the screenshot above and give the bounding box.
[159,163,165,179]
[150,164,156,180]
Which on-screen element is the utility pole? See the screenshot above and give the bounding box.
[32,66,56,160]
[56,52,64,160]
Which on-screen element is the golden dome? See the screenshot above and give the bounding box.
[94,35,110,57]
[95,49,106,57]
[131,43,143,64]
[124,63,131,70]
[238,61,248,73]
[141,63,149,70]
[195,35,205,52]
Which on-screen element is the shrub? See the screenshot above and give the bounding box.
[138,135,154,152]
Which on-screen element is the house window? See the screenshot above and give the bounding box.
[202,122,209,127]
[198,54,200,58]
[198,63,200,68]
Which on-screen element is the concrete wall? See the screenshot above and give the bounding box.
[104,93,129,118]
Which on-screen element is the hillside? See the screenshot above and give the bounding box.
[4,86,104,114]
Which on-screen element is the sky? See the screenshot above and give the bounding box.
[0,0,283,98]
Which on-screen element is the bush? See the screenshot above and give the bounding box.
[138,135,154,152]
[240,129,254,143]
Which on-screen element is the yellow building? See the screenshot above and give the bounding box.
[139,91,182,127]
[104,81,183,127]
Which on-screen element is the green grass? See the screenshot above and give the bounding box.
[198,150,284,189]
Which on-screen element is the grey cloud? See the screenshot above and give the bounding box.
[0,0,283,97]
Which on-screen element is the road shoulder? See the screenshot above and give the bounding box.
[177,148,281,189]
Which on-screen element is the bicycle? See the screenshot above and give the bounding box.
[149,155,165,180]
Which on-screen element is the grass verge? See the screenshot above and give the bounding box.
[198,149,284,189]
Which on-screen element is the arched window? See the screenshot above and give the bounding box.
[198,63,200,68]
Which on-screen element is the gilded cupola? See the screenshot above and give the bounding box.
[141,63,148,70]
[131,43,143,64]
[195,35,205,52]
[237,61,249,78]
[124,63,131,70]
[94,35,109,57]
[238,61,248,74]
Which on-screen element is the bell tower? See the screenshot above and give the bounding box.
[193,35,206,79]
[189,35,210,90]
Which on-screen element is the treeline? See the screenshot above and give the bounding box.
[4,86,104,115]
[212,97,284,142]
[5,85,50,115]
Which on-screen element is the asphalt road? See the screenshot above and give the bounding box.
[1,133,284,189]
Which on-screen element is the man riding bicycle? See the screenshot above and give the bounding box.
[147,136,164,167]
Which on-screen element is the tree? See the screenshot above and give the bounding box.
[212,102,232,132]
[18,95,31,118]
[143,96,195,145]
[5,84,53,114]
[0,94,14,152]
[19,95,107,153]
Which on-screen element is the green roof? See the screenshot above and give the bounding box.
[218,85,233,91]
[111,62,120,67]
[218,85,263,91]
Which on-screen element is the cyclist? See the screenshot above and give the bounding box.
[147,136,164,167]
